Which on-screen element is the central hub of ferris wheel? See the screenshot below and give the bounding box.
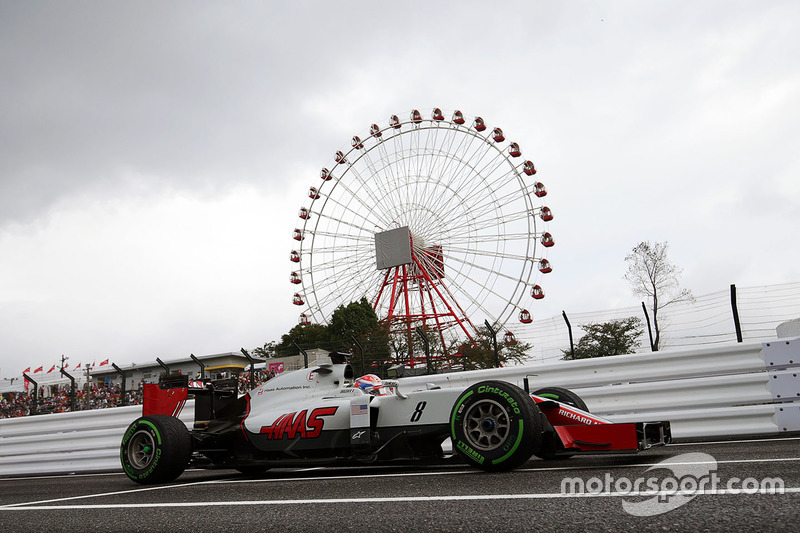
[290,108,556,363]
[374,226,477,349]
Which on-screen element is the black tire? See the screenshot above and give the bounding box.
[450,380,542,472]
[532,387,588,460]
[532,387,589,412]
[120,415,192,484]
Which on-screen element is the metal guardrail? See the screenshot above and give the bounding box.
[1,337,798,477]
[400,337,800,440]
[0,402,194,477]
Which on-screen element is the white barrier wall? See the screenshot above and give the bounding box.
[398,337,800,439]
[1,337,798,477]
[0,402,194,477]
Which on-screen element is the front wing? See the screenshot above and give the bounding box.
[532,396,671,455]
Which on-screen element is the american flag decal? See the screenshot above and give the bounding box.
[351,404,368,415]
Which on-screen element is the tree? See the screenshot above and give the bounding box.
[327,298,381,341]
[453,327,532,370]
[275,323,331,357]
[327,298,391,374]
[623,241,694,351]
[562,317,644,360]
[251,341,277,359]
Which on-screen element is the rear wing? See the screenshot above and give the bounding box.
[142,375,188,417]
[142,374,240,423]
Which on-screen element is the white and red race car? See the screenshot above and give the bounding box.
[120,355,671,484]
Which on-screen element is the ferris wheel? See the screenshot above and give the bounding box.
[290,108,554,351]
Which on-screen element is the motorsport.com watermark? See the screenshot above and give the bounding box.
[560,452,785,516]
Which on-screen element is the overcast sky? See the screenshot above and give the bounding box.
[2,1,799,377]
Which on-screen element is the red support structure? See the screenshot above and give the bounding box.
[372,244,478,369]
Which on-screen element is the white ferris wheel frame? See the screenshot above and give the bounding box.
[291,108,553,347]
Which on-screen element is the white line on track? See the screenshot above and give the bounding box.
[1,437,795,482]
[669,437,800,446]
[2,488,799,511]
[4,456,800,509]
[0,469,475,508]
[518,456,800,473]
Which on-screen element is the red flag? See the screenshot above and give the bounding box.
[46,365,56,374]
[34,366,43,373]
[99,359,109,366]
[23,367,30,374]
[74,362,82,370]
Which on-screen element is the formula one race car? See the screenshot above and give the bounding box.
[120,355,671,484]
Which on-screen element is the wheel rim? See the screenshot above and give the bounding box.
[127,429,156,469]
[462,399,510,451]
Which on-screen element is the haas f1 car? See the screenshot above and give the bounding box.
[120,356,671,484]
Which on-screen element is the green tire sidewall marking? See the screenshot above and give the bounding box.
[538,393,559,400]
[491,419,524,465]
[122,419,163,479]
[450,390,474,436]
[139,419,162,445]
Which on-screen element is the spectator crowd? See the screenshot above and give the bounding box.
[237,369,276,394]
[0,384,143,419]
[1,370,280,419]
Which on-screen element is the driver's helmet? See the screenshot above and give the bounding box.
[353,374,386,396]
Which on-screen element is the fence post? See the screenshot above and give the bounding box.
[731,284,743,343]
[189,354,206,379]
[156,357,170,376]
[350,335,365,377]
[642,302,655,351]
[22,373,38,415]
[415,327,431,375]
[293,342,309,368]
[484,320,499,368]
[59,368,76,411]
[240,348,256,390]
[112,363,127,406]
[562,310,574,359]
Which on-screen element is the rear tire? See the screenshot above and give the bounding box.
[450,380,542,472]
[121,415,192,484]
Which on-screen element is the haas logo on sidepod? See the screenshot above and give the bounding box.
[259,407,338,440]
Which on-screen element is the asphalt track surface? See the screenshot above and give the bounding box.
[2,437,799,532]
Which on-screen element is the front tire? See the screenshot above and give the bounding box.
[532,386,589,411]
[532,387,589,460]
[450,380,542,472]
[121,415,192,484]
